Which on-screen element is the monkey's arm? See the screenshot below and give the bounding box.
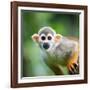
[67,45,79,74]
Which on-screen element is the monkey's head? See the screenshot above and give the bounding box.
[32,27,62,52]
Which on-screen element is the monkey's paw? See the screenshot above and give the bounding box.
[67,62,79,74]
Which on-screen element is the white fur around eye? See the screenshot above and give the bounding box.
[40,34,46,41]
[47,34,53,40]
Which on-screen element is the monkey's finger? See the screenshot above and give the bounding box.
[68,66,74,73]
[70,65,76,73]
[69,64,78,74]
[69,67,75,74]
[70,65,77,74]
[70,64,74,69]
[73,63,78,68]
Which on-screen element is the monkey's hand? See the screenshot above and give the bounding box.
[67,51,79,74]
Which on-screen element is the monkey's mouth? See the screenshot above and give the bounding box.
[43,43,50,50]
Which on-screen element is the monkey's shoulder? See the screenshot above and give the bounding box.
[55,37,78,56]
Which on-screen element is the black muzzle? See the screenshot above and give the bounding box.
[43,43,50,50]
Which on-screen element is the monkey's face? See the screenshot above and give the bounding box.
[39,33,55,51]
[32,27,62,52]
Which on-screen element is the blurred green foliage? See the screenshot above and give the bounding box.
[21,10,79,77]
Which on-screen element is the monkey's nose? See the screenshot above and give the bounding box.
[43,43,50,49]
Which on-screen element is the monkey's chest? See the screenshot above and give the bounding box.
[46,48,72,66]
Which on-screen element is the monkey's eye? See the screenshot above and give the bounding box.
[41,36,46,40]
[48,36,52,40]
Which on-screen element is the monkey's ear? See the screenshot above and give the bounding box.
[55,34,62,43]
[32,34,39,42]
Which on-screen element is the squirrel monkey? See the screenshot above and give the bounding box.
[32,27,79,75]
